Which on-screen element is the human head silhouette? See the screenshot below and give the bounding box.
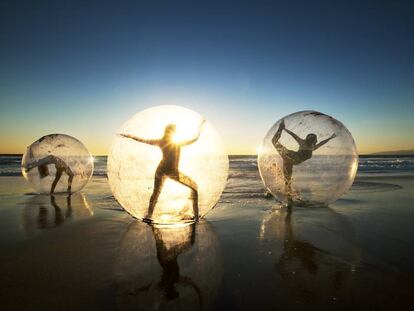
[164,124,177,139]
[305,133,317,145]
[38,164,49,178]
[165,286,179,300]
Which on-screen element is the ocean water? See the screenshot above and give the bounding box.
[2,154,414,177]
[0,155,108,177]
[4,154,413,204]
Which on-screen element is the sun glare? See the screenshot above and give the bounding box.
[172,122,200,143]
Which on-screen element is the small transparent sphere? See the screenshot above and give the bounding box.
[107,105,229,225]
[258,111,358,206]
[21,134,94,194]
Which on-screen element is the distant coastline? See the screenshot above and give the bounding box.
[370,149,414,156]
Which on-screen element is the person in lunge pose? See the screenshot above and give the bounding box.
[120,120,205,222]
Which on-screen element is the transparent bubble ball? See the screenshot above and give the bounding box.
[21,134,94,194]
[108,105,229,224]
[258,111,358,206]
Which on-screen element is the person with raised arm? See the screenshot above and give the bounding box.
[272,119,336,205]
[120,120,205,223]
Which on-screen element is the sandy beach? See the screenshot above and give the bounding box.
[3,1,414,309]
[1,156,414,310]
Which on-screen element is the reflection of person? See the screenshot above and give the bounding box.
[120,120,205,223]
[152,224,202,304]
[23,193,93,236]
[24,155,74,194]
[275,208,320,275]
[37,195,72,228]
[270,208,358,305]
[272,120,336,204]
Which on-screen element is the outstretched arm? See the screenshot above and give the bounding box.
[24,155,55,171]
[178,120,206,146]
[119,133,160,146]
[314,133,336,150]
[284,128,304,144]
[272,120,285,147]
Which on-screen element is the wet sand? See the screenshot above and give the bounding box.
[1,166,414,310]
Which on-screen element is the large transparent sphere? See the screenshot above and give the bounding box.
[108,105,229,224]
[21,134,94,194]
[258,111,358,206]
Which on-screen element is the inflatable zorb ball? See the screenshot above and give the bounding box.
[258,111,358,206]
[21,134,94,194]
[108,105,228,225]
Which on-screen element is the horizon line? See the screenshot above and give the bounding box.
[1,153,414,157]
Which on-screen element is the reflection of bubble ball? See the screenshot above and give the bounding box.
[258,111,358,206]
[115,221,222,310]
[108,105,228,224]
[21,134,94,194]
[22,193,93,235]
[259,208,359,304]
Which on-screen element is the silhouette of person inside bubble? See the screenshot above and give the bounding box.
[152,224,202,304]
[272,119,336,205]
[120,120,205,223]
[25,155,74,194]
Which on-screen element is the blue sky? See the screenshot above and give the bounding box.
[1,0,413,154]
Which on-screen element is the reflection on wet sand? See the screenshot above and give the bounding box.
[115,221,222,311]
[22,193,93,234]
[260,206,360,307]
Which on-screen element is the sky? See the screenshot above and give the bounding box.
[1,0,413,155]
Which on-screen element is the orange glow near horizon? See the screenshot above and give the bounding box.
[1,135,413,156]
